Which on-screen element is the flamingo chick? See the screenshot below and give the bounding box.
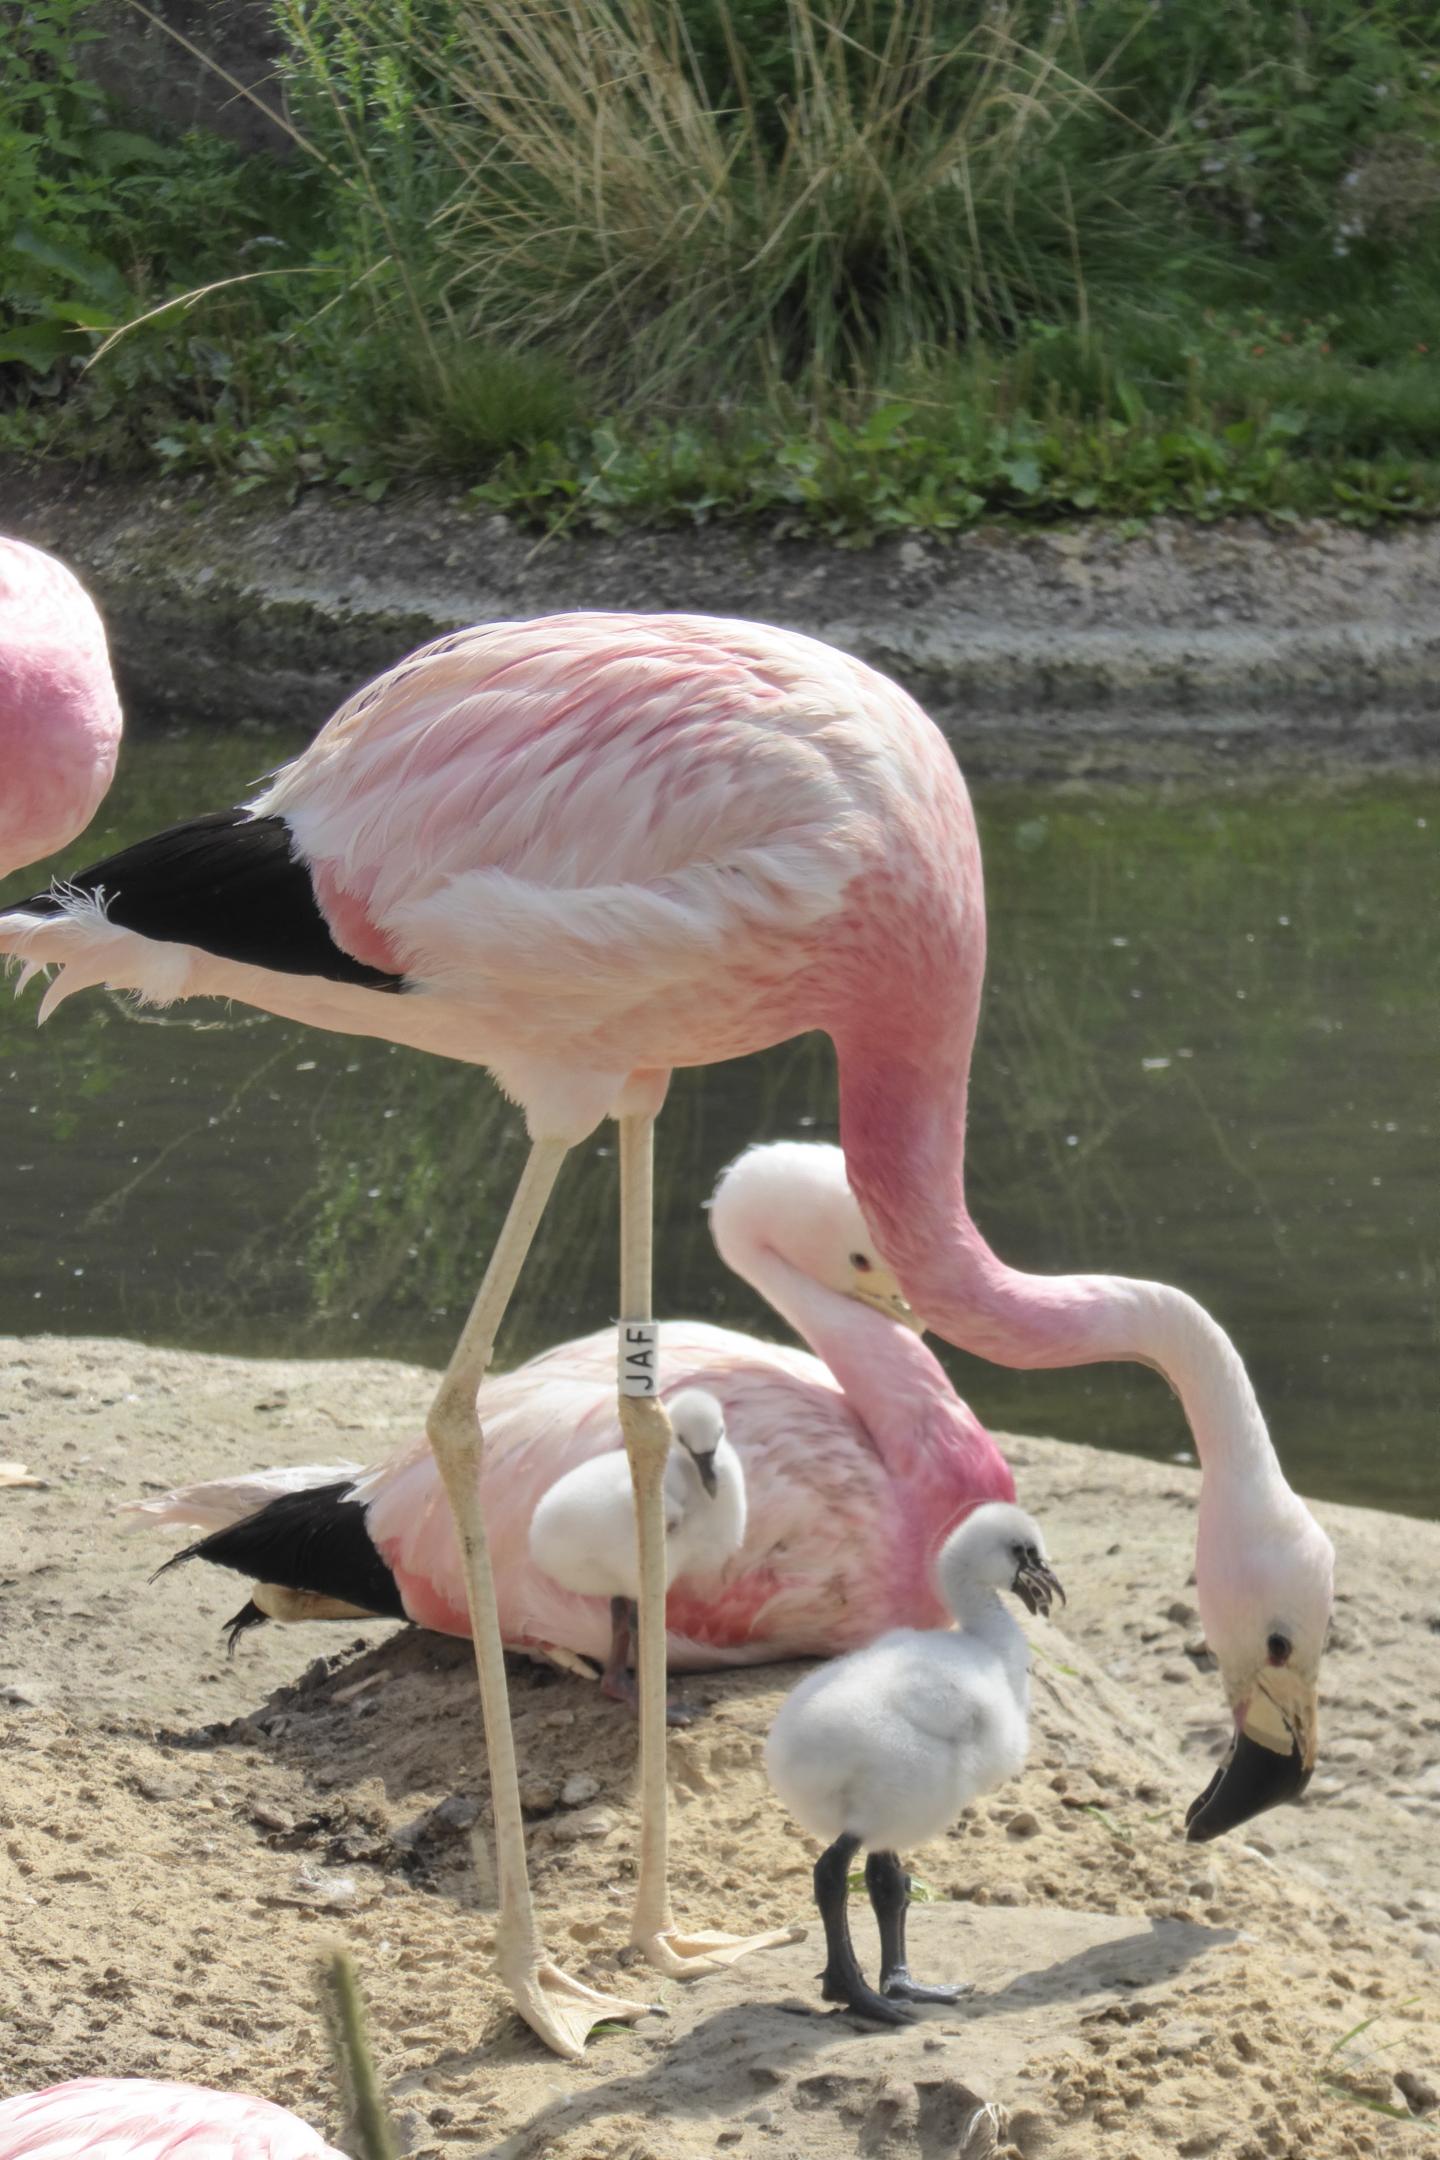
[0,2079,345,2160]
[764,1501,1063,2025]
[529,1387,743,1723]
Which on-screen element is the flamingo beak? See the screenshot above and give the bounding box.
[1185,1667,1317,1842]
[853,1281,926,1333]
[693,1452,719,1498]
[1013,1553,1066,1619]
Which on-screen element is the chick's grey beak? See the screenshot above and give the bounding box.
[1014,1557,1066,1619]
[695,1453,719,1498]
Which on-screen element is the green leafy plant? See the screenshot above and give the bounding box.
[848,1870,937,1901]
[3,0,1440,532]
[1317,2001,1425,2123]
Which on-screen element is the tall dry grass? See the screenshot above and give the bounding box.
[425,0,1157,401]
[364,0,1167,408]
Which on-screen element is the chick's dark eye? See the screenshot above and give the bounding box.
[1010,1542,1026,1562]
[1266,1632,1292,1665]
[849,1251,872,1273]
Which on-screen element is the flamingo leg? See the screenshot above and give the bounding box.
[425,1137,656,2059]
[599,1598,699,1727]
[865,1849,972,2005]
[617,1109,805,1978]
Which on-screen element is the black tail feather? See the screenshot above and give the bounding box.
[16,808,405,991]
[154,1481,408,1627]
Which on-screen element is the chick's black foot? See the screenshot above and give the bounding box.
[881,1965,975,2005]
[598,1664,694,1723]
[812,1833,916,2025]
[600,1595,695,1722]
[819,1965,917,2025]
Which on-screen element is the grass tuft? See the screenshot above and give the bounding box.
[4,0,1440,528]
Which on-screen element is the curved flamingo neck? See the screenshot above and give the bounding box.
[714,1214,1012,1505]
[837,1049,1285,1496]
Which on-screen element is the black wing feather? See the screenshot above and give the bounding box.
[19,809,404,991]
[155,1480,408,1623]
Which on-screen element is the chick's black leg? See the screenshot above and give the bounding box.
[865,1850,973,2004]
[599,1596,639,1710]
[815,1835,913,2024]
[598,1596,694,1725]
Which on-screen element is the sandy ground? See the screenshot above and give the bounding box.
[2,1334,1438,2158]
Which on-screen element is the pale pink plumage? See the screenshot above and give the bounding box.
[0,2080,345,2160]
[0,540,121,884]
[128,1142,1016,1668]
[2,615,921,1118]
[123,1461,365,1535]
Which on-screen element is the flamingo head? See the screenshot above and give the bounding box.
[666,1386,726,1497]
[935,1501,1066,1620]
[1186,1479,1335,1843]
[708,1139,924,1329]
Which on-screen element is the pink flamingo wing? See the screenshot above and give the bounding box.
[247,615,927,1074]
[0,2080,345,2160]
[0,541,122,878]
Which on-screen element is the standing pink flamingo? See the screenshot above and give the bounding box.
[125,1141,1017,1674]
[0,606,1335,2057]
[0,540,122,884]
[0,2080,345,2160]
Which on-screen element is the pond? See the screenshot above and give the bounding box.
[1,718,1435,1520]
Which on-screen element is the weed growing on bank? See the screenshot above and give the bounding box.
[3,0,1438,532]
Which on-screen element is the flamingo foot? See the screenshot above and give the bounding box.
[600,1661,698,1726]
[635,1920,806,1979]
[882,1968,974,2006]
[501,1952,660,2060]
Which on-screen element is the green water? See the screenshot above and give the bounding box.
[1,721,1435,1519]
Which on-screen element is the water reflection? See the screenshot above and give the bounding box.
[1,721,1435,1518]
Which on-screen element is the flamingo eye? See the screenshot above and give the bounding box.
[849,1251,872,1273]
[1266,1632,1292,1665]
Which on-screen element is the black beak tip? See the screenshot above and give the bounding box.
[1014,1564,1065,1618]
[1184,1731,1310,1843]
[1183,1763,1224,1835]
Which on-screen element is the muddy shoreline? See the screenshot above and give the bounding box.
[3,1335,1438,2158]
[4,457,1439,780]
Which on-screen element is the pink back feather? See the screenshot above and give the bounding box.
[0,541,121,882]
[118,1464,366,1535]
[249,613,959,1088]
[0,2080,345,2160]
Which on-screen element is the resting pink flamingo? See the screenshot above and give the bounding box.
[0,602,1335,2057]
[125,1141,1017,1674]
[0,540,122,884]
[0,2080,344,2160]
